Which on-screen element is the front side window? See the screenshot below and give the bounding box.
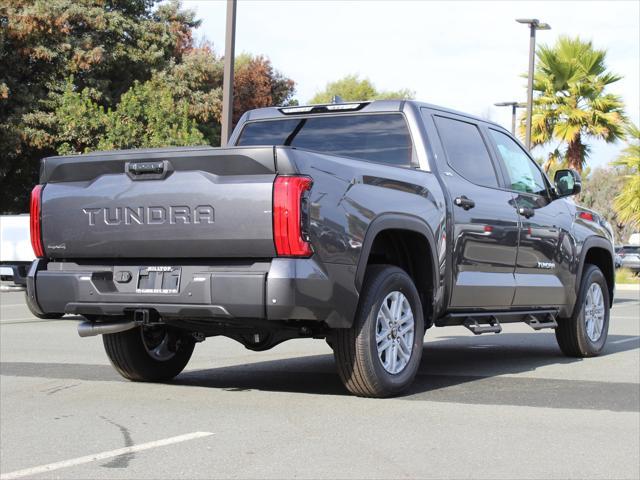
[489,129,547,196]
[237,113,413,167]
[433,116,499,188]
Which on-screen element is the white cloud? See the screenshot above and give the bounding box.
[186,0,639,167]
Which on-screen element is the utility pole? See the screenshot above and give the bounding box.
[220,0,237,147]
[494,101,526,135]
[516,18,550,150]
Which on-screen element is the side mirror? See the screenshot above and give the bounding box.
[554,169,582,197]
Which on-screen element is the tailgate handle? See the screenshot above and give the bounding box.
[126,160,172,180]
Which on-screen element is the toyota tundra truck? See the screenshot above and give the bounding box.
[26,100,615,397]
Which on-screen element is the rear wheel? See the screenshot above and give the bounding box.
[103,324,195,381]
[333,265,424,397]
[556,264,610,357]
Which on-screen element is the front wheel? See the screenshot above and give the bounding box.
[333,265,424,397]
[555,264,610,357]
[103,324,195,381]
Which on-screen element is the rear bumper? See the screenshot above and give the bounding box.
[27,258,358,328]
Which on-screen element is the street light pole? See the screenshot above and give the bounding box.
[516,18,550,150]
[494,101,526,135]
[220,0,237,147]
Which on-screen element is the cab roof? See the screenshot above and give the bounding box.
[240,99,505,131]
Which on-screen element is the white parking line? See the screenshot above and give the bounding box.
[0,318,60,324]
[0,431,214,480]
[611,337,639,345]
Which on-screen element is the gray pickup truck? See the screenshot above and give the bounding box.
[27,100,615,397]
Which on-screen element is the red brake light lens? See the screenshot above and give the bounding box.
[578,212,594,222]
[273,176,313,257]
[30,185,45,258]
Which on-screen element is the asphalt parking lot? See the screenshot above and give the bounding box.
[1,288,639,479]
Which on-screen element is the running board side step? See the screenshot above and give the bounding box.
[437,309,559,334]
[464,316,502,335]
[524,313,558,330]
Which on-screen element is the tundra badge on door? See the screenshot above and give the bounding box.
[537,261,556,269]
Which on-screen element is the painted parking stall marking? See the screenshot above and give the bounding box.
[0,432,214,480]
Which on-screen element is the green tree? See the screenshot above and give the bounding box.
[611,123,640,228]
[98,79,207,151]
[0,2,296,213]
[23,48,296,156]
[309,74,414,104]
[527,36,627,172]
[1,0,199,212]
[232,53,297,125]
[32,47,223,156]
[578,167,636,244]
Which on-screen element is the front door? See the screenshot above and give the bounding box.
[487,128,571,306]
[428,114,520,309]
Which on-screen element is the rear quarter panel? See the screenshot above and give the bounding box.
[277,147,447,291]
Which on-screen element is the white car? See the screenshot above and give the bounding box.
[0,215,34,287]
[617,245,640,274]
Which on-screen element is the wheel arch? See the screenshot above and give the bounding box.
[355,214,440,326]
[576,236,615,308]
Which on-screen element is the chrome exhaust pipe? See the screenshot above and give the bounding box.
[77,320,138,337]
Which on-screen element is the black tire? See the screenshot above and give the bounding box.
[25,293,64,319]
[103,325,195,382]
[333,265,424,398]
[556,264,610,357]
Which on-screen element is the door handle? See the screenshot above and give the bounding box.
[518,206,535,218]
[454,196,475,210]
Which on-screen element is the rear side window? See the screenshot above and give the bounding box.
[237,114,413,167]
[434,116,499,188]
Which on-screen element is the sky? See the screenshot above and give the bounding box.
[184,0,640,168]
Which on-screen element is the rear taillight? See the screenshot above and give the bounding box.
[578,211,594,222]
[273,176,313,257]
[30,185,45,258]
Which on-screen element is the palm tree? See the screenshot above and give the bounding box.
[527,36,627,172]
[611,123,640,227]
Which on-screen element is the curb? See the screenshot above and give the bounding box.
[616,283,640,292]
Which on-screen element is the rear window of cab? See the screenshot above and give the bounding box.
[236,113,413,167]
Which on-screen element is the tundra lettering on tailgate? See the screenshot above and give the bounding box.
[82,205,215,226]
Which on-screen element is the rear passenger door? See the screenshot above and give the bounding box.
[425,112,520,309]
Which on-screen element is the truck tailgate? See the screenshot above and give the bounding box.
[40,147,277,258]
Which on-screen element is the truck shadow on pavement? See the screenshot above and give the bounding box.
[172,332,640,410]
[2,332,638,410]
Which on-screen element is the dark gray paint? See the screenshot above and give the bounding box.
[40,147,278,258]
[423,111,522,308]
[30,257,358,328]
[29,100,614,334]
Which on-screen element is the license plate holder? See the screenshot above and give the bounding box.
[136,266,181,294]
